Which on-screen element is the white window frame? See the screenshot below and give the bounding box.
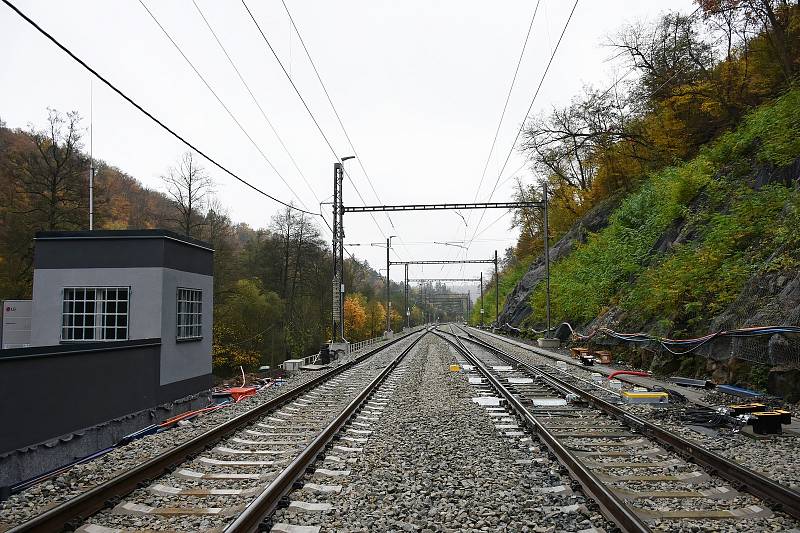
[176,288,202,341]
[61,287,130,342]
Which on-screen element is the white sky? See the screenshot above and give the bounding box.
[0,0,694,288]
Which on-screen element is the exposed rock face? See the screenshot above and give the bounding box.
[768,367,800,403]
[497,195,621,327]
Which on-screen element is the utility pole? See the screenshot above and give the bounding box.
[88,79,94,231]
[494,250,499,327]
[404,263,409,329]
[543,182,551,336]
[480,271,484,327]
[386,237,390,333]
[331,162,344,343]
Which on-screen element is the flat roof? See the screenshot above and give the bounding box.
[35,229,213,252]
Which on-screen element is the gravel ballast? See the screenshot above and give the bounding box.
[469,328,800,491]
[0,333,414,531]
[272,333,614,532]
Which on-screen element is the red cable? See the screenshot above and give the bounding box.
[608,370,650,380]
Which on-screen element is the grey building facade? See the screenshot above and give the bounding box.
[30,229,214,397]
[0,230,214,485]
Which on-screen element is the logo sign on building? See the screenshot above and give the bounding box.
[2,299,32,349]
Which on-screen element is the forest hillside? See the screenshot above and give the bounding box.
[0,117,457,376]
[472,0,800,397]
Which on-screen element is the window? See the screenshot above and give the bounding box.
[62,287,129,341]
[177,288,202,341]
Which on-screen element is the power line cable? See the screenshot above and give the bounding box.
[468,0,579,249]
[0,0,317,216]
[467,0,542,226]
[240,0,391,242]
[280,0,398,233]
[139,0,310,211]
[191,0,321,205]
[467,3,700,250]
[279,1,411,261]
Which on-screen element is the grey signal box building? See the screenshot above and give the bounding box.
[30,230,214,398]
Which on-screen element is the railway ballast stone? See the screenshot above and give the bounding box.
[273,334,613,532]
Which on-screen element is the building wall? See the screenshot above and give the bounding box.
[0,339,161,454]
[160,268,213,385]
[30,267,164,346]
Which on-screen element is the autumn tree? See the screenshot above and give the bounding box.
[390,307,403,332]
[365,300,386,338]
[697,0,799,81]
[203,198,237,299]
[410,306,425,326]
[162,151,212,238]
[213,278,283,374]
[344,294,367,340]
[608,12,715,106]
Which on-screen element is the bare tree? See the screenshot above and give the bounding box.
[521,86,643,206]
[607,12,715,105]
[697,0,798,81]
[12,108,87,230]
[162,151,213,238]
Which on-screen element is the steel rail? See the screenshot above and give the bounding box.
[432,329,651,533]
[225,329,430,531]
[7,330,422,533]
[457,326,800,521]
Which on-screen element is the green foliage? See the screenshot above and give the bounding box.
[213,279,283,374]
[524,88,800,332]
[470,256,533,325]
[526,157,712,326]
[707,89,800,167]
[623,184,799,334]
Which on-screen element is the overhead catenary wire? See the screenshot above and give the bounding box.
[240,0,393,244]
[280,0,397,232]
[468,3,701,258]
[0,0,318,216]
[278,0,410,264]
[468,0,580,250]
[467,0,542,226]
[191,0,321,206]
[138,0,311,212]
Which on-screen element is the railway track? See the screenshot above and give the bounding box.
[5,329,427,533]
[435,325,800,532]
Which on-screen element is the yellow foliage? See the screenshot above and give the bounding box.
[344,294,367,340]
[212,322,261,375]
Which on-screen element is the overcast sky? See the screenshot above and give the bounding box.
[1,0,694,290]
